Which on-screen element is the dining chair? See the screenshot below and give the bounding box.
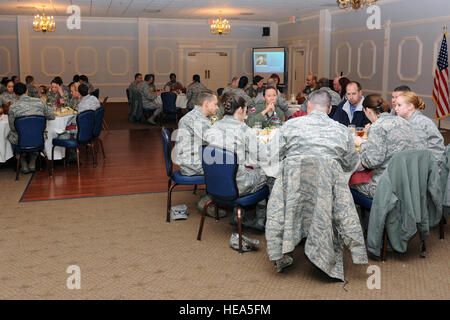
[160,91,181,125]
[351,149,444,261]
[197,145,270,254]
[91,106,106,163]
[161,127,204,223]
[51,110,96,175]
[13,115,49,181]
[101,96,109,131]
[91,89,99,98]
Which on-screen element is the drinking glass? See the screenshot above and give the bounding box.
[348,125,356,136]
[356,127,365,137]
[254,122,262,129]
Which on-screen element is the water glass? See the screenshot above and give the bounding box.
[254,122,262,129]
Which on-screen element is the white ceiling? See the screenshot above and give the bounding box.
[0,0,340,22]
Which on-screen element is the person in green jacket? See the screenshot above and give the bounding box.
[247,87,285,128]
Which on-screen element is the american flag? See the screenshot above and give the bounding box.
[433,32,449,120]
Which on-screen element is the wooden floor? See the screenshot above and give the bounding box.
[20,128,196,202]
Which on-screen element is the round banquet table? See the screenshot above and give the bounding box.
[0,115,13,163]
[45,114,77,160]
[156,93,188,109]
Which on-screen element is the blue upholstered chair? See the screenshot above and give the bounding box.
[161,127,204,223]
[51,110,96,175]
[160,92,181,124]
[13,115,48,181]
[92,106,106,163]
[197,145,270,254]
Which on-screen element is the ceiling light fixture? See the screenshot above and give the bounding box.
[33,8,55,32]
[210,15,230,35]
[336,0,377,10]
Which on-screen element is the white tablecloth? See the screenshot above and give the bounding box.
[286,104,303,118]
[46,115,76,160]
[0,115,13,163]
[156,94,188,109]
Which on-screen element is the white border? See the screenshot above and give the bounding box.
[106,47,130,77]
[397,36,423,82]
[357,40,377,80]
[41,46,65,77]
[74,46,98,77]
[0,46,11,76]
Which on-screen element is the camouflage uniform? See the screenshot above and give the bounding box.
[204,115,267,195]
[245,85,263,99]
[266,155,368,281]
[353,113,417,198]
[45,87,70,108]
[0,92,17,106]
[26,84,40,98]
[254,92,289,112]
[408,110,445,170]
[231,88,255,110]
[165,80,184,91]
[186,82,210,110]
[173,106,212,176]
[246,101,286,128]
[137,81,161,111]
[128,81,139,92]
[66,96,81,111]
[8,95,55,145]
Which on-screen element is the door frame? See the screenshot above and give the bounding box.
[288,40,310,96]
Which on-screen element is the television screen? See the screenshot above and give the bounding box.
[253,47,286,85]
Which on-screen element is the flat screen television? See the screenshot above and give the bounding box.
[252,47,286,85]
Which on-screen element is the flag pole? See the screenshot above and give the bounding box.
[439,25,447,130]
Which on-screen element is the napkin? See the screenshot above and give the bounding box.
[348,169,374,186]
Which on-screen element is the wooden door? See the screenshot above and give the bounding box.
[293,49,306,95]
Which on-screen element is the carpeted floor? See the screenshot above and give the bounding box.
[0,103,448,300]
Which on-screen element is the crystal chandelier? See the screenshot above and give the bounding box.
[33,9,56,32]
[210,16,230,35]
[336,0,377,10]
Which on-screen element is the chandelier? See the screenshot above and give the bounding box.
[210,16,230,35]
[33,9,56,32]
[336,0,377,10]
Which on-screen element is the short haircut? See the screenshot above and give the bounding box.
[266,78,275,87]
[25,75,34,84]
[1,77,9,86]
[193,74,200,82]
[52,76,63,86]
[11,75,18,82]
[270,74,280,82]
[252,75,263,85]
[14,82,27,96]
[231,76,239,82]
[308,90,331,110]
[347,81,362,91]
[221,92,246,115]
[393,85,411,92]
[144,74,153,82]
[238,76,248,89]
[134,73,142,80]
[263,86,277,97]
[169,73,176,78]
[78,83,89,96]
[317,77,330,89]
[197,91,217,106]
[217,87,224,96]
[79,75,88,82]
[73,74,80,82]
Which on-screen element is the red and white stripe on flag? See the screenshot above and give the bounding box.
[433,32,450,120]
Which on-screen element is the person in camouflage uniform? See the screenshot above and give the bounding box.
[165,73,184,91]
[204,91,268,231]
[231,76,255,110]
[265,90,366,277]
[137,74,161,125]
[247,87,286,128]
[173,92,218,176]
[8,83,55,173]
[128,73,143,93]
[254,78,289,114]
[0,80,17,108]
[79,75,95,94]
[67,82,81,110]
[353,94,417,198]
[25,75,40,98]
[245,75,264,99]
[186,74,212,110]
[45,78,70,108]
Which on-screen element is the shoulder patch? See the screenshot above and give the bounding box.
[249,107,256,114]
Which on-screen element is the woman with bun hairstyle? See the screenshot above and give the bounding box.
[204,91,268,231]
[395,92,445,170]
[352,94,416,198]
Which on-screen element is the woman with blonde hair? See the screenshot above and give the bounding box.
[395,91,445,170]
[352,94,416,198]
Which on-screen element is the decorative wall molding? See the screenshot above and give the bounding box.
[397,36,423,82]
[334,42,351,77]
[309,44,319,77]
[0,46,11,77]
[357,40,377,80]
[242,47,253,75]
[41,46,65,77]
[74,46,98,77]
[152,47,174,76]
[30,35,137,41]
[106,47,130,76]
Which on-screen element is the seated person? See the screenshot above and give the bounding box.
[138,74,161,125]
[25,75,40,98]
[46,77,70,108]
[174,91,218,176]
[245,75,264,99]
[231,76,255,109]
[254,78,289,113]
[296,73,318,103]
[390,85,411,115]
[395,91,445,170]
[186,74,211,110]
[204,91,268,231]
[333,81,371,127]
[77,83,100,113]
[7,82,55,173]
[270,73,285,94]
[67,82,81,111]
[247,87,285,128]
[265,90,360,272]
[0,80,18,109]
[129,73,143,92]
[79,75,95,94]
[352,94,417,198]
[0,77,9,94]
[222,76,239,95]
[165,73,184,92]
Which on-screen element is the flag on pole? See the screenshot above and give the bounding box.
[433,31,449,120]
